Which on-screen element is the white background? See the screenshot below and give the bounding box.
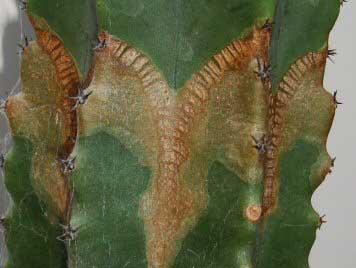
[0,0,355,267]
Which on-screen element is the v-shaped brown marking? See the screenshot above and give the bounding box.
[79,28,270,268]
[262,51,328,214]
[5,14,334,267]
[5,22,82,219]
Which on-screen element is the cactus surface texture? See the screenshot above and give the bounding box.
[1,0,341,268]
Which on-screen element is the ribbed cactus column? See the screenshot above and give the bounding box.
[1,0,340,267]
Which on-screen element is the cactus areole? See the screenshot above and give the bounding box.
[2,0,340,267]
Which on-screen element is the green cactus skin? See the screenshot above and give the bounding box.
[269,0,339,91]
[2,0,341,267]
[68,132,151,268]
[4,137,66,268]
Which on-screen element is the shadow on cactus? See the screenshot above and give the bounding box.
[1,0,341,267]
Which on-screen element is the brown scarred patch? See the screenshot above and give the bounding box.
[35,30,79,158]
[262,51,329,215]
[79,28,270,268]
[35,30,79,219]
[6,17,84,220]
[145,29,270,268]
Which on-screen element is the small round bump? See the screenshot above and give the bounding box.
[245,205,262,222]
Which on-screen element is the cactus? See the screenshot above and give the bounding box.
[1,0,341,267]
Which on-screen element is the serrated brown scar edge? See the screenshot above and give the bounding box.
[29,17,85,219]
[33,31,78,157]
[262,51,328,215]
[90,28,270,268]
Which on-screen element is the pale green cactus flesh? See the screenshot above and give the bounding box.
[2,0,340,267]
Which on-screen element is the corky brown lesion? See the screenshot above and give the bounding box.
[5,18,83,219]
[82,33,196,268]
[34,28,79,157]
[77,28,270,268]
[262,51,329,215]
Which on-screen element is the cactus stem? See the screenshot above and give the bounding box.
[318,214,327,230]
[3,1,340,266]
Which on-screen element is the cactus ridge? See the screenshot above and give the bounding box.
[263,51,328,214]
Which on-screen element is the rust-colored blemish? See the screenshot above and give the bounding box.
[9,16,85,220]
[148,28,270,268]
[83,28,271,268]
[262,51,328,215]
[33,29,79,159]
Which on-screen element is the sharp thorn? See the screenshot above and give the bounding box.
[327,49,337,63]
[333,90,343,106]
[318,214,327,230]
